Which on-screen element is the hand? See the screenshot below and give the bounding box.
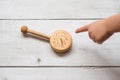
[75,20,113,44]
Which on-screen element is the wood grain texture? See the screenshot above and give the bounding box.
[0,0,119,19]
[0,68,119,80]
[0,0,120,79]
[0,20,120,66]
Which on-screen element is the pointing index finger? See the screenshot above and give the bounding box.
[75,25,89,33]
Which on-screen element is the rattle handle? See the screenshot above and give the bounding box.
[28,29,50,39]
[21,26,50,39]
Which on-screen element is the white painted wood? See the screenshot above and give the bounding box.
[0,20,120,66]
[0,68,119,80]
[0,0,119,19]
[0,0,120,79]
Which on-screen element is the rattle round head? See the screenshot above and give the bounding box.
[21,26,28,33]
[50,30,72,53]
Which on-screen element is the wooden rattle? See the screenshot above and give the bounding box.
[21,26,72,53]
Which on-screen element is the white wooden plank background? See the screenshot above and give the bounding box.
[0,20,120,66]
[0,68,120,80]
[0,0,120,80]
[0,0,120,19]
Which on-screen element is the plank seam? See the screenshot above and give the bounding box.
[0,66,120,68]
[0,18,103,20]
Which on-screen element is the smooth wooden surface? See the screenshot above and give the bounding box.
[21,26,50,39]
[0,0,120,80]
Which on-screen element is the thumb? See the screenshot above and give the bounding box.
[75,25,89,33]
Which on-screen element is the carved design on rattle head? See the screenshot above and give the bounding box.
[52,31,70,48]
[50,30,72,53]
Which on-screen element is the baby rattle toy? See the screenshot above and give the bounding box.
[21,26,72,53]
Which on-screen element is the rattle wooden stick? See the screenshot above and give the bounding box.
[21,26,50,40]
